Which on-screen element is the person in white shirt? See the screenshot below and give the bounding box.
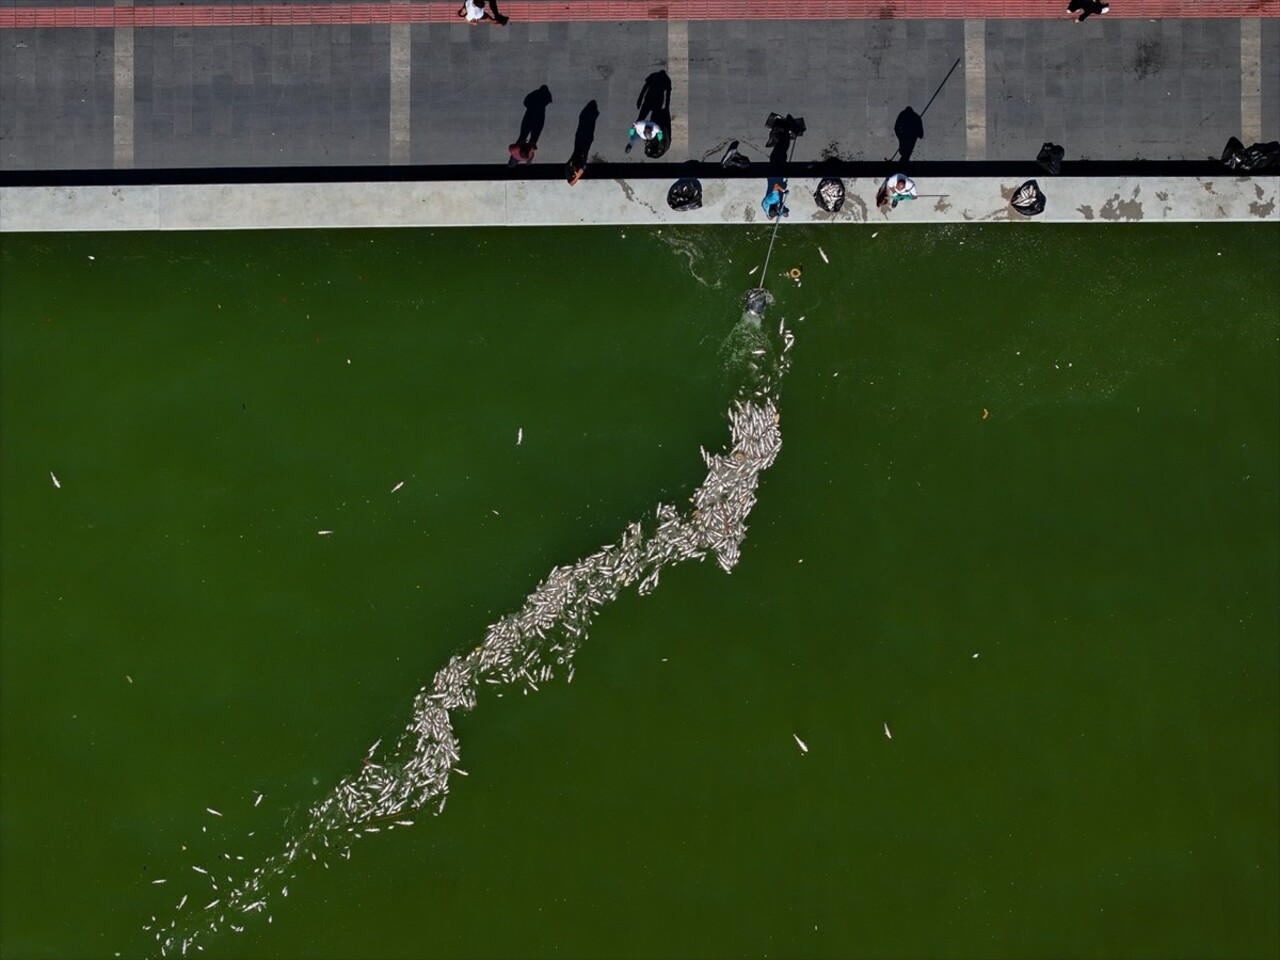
[625,120,663,154]
[457,0,507,25]
[877,174,918,209]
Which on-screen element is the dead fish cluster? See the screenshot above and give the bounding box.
[156,314,796,957]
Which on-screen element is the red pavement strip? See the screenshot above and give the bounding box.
[0,0,1275,29]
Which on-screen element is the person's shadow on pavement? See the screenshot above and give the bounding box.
[572,99,599,161]
[635,70,671,122]
[516,85,553,147]
[566,99,599,182]
[894,106,924,162]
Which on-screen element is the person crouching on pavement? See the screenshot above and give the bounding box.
[625,120,663,154]
[876,174,918,210]
[762,177,789,219]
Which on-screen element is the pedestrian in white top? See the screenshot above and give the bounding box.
[625,120,663,154]
[457,0,507,25]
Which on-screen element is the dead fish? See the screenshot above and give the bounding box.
[818,246,829,264]
[50,471,61,489]
[191,866,208,875]
[151,879,167,885]
[883,722,893,740]
[391,481,405,493]
[253,793,263,807]
[748,265,759,276]
[205,807,222,817]
[317,530,333,536]
[792,733,809,754]
[517,427,523,445]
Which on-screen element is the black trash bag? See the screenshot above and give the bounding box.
[1010,179,1046,217]
[1221,137,1279,171]
[814,177,846,213]
[1221,136,1246,169]
[1037,142,1065,175]
[645,134,671,159]
[667,178,702,212]
[765,113,806,148]
[1240,141,1280,171]
[721,140,750,170]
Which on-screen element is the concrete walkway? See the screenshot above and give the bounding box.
[3,174,1275,230]
[1,11,1277,173]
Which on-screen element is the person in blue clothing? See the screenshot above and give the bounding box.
[762,177,789,219]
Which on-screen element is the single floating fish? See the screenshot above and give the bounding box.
[390,481,405,493]
[317,530,333,536]
[792,733,809,754]
[253,793,263,807]
[206,807,222,817]
[50,471,61,489]
[151,879,167,885]
[748,265,759,276]
[883,722,893,740]
[818,246,829,264]
[517,427,523,445]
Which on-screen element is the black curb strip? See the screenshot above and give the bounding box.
[2,159,1275,188]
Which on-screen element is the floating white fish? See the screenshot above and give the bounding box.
[206,807,222,817]
[50,471,60,489]
[883,722,893,740]
[390,481,404,493]
[151,879,167,885]
[818,246,829,264]
[176,895,187,910]
[253,793,263,807]
[792,733,809,754]
[871,232,879,239]
[972,653,980,659]
[191,866,208,875]
[395,820,415,827]
[748,265,759,276]
[516,427,523,445]
[317,530,333,536]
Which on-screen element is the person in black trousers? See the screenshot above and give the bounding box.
[1068,0,1110,22]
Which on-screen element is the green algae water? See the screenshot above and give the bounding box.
[1,224,1277,960]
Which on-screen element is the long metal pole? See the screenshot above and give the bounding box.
[887,56,962,163]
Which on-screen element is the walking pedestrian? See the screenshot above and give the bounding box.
[1068,0,1109,22]
[458,0,508,26]
[624,120,663,154]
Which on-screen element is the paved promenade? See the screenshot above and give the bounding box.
[1,4,1277,176]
